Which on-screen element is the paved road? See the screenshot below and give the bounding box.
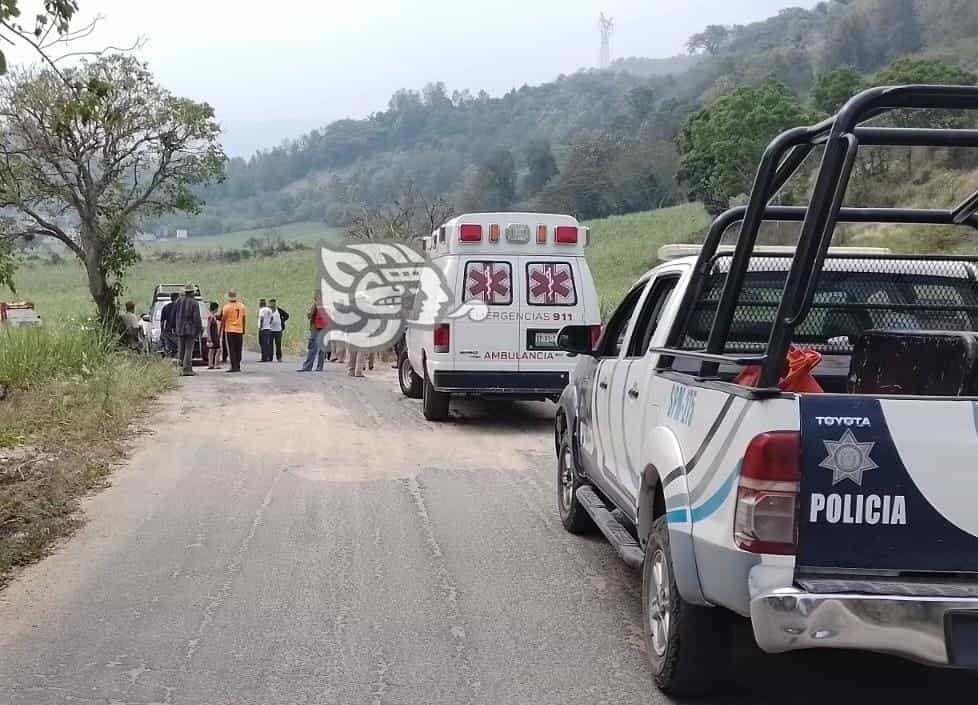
[1,355,976,704]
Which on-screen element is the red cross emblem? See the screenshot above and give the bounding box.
[528,263,574,305]
[466,262,511,304]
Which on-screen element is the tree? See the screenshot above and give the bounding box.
[873,57,977,128]
[686,25,730,56]
[539,135,620,219]
[0,1,78,74]
[821,11,875,73]
[873,57,977,89]
[0,55,226,321]
[877,0,922,61]
[473,148,516,210]
[524,139,558,195]
[677,80,813,214]
[626,86,656,123]
[811,68,864,115]
[872,58,978,173]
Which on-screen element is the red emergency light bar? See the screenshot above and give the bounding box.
[555,226,578,244]
[459,224,483,242]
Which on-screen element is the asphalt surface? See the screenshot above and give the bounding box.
[1,354,977,704]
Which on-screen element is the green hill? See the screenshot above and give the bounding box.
[155,0,978,241]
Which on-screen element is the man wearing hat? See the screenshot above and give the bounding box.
[221,291,247,373]
[173,284,203,376]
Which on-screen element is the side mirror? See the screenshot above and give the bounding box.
[141,313,150,322]
[558,325,597,357]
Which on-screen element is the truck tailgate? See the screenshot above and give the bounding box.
[799,395,978,573]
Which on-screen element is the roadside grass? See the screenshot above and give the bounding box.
[0,326,175,587]
[586,203,712,317]
[0,323,114,390]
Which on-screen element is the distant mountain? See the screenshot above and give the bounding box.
[162,0,978,238]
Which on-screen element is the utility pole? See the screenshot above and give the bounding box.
[599,13,614,69]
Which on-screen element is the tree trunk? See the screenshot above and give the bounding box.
[80,225,118,331]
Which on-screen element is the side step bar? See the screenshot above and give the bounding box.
[576,486,645,569]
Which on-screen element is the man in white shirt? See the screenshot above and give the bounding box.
[257,298,271,362]
[264,299,286,362]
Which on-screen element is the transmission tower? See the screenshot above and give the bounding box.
[599,13,614,69]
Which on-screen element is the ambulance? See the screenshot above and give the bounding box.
[399,212,601,421]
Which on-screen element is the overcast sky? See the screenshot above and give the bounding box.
[11,1,808,156]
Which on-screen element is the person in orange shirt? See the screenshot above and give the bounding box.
[221,291,247,373]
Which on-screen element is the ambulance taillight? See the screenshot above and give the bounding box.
[459,224,482,242]
[734,431,800,555]
[433,323,450,353]
[555,226,578,244]
[536,225,548,244]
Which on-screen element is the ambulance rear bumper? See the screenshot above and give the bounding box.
[751,586,978,667]
[432,370,568,397]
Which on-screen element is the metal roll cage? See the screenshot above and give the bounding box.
[656,85,978,391]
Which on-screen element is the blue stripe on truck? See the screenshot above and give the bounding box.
[665,461,742,525]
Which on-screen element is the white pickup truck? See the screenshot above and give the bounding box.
[554,85,978,696]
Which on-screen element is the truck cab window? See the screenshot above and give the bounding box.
[628,275,680,358]
[599,285,645,357]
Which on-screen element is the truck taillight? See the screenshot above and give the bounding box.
[459,224,482,242]
[433,324,450,353]
[590,325,602,348]
[555,226,578,244]
[734,431,800,555]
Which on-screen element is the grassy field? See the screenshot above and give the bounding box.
[585,203,712,316]
[18,249,320,353]
[139,221,341,255]
[0,325,174,585]
[13,204,713,354]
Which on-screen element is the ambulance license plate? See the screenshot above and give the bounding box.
[534,331,558,348]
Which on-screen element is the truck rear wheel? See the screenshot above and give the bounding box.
[643,516,730,697]
[398,350,422,399]
[422,368,450,421]
[556,426,594,534]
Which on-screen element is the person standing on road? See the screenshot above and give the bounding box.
[160,292,179,357]
[206,301,221,369]
[173,285,203,376]
[297,292,328,372]
[221,291,247,373]
[265,299,286,362]
[257,298,270,362]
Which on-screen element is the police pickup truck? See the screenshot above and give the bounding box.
[554,85,978,696]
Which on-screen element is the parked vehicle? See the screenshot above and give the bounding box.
[554,85,978,696]
[0,301,41,327]
[400,212,601,421]
[144,284,207,362]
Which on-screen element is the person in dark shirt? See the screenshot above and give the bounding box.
[173,284,203,376]
[160,292,179,357]
[206,301,221,369]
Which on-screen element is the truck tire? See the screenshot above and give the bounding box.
[398,350,422,399]
[643,516,730,697]
[556,426,595,534]
[422,368,450,421]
